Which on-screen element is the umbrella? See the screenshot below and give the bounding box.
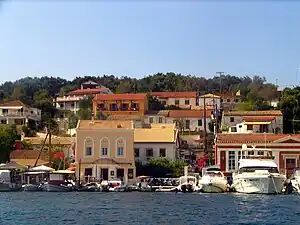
[29,165,54,172]
[0,161,26,170]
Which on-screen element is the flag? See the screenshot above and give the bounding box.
[236,90,241,96]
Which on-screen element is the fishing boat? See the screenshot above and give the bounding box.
[198,165,228,193]
[43,170,75,192]
[0,162,24,192]
[178,175,198,193]
[232,144,286,194]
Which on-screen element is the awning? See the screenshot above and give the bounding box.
[244,121,271,125]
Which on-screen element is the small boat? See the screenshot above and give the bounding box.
[77,182,101,192]
[288,169,300,193]
[155,186,178,192]
[178,175,198,193]
[198,166,228,193]
[22,183,43,192]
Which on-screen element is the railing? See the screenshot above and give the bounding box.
[0,112,25,117]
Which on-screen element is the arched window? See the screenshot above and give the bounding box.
[100,137,110,157]
[84,138,94,156]
[116,138,125,157]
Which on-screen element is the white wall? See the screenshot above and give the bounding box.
[199,97,221,109]
[134,143,177,165]
[165,97,196,107]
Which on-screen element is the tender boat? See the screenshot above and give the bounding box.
[198,166,228,193]
[232,146,285,194]
[77,182,101,192]
[178,175,198,193]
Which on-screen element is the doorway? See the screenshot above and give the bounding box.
[286,158,297,178]
[101,168,109,180]
[117,168,124,181]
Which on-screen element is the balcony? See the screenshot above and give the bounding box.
[0,112,25,117]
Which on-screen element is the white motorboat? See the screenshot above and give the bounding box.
[198,166,228,193]
[178,175,198,193]
[232,152,286,194]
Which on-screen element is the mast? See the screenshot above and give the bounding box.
[203,96,207,154]
[48,120,52,166]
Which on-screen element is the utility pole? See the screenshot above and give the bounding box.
[216,72,224,95]
[203,96,207,153]
[48,120,52,166]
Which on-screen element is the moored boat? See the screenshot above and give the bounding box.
[232,145,286,194]
[198,166,228,193]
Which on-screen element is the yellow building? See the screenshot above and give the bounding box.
[75,120,135,183]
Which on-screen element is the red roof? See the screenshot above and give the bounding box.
[70,88,109,95]
[243,116,276,122]
[94,93,147,101]
[10,150,48,160]
[216,133,300,144]
[151,92,196,98]
[0,100,26,107]
[168,110,210,118]
[224,110,282,116]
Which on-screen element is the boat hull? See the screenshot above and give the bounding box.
[23,184,43,192]
[43,183,73,192]
[233,175,285,194]
[0,183,22,192]
[200,182,227,193]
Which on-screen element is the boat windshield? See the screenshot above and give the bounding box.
[206,171,223,177]
[239,166,279,173]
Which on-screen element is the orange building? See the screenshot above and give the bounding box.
[92,93,148,117]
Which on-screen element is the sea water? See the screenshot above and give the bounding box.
[0,192,299,225]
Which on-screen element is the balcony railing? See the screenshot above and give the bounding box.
[0,112,25,117]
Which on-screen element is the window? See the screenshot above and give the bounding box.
[121,103,129,111]
[60,104,64,108]
[257,151,264,156]
[228,151,236,170]
[128,169,134,179]
[161,100,167,105]
[149,117,153,124]
[131,103,139,111]
[230,117,234,122]
[134,148,140,157]
[86,147,92,156]
[100,138,109,157]
[159,148,166,157]
[247,125,253,130]
[110,103,117,111]
[146,148,153,157]
[84,138,93,156]
[116,138,125,157]
[185,99,189,105]
[185,120,190,129]
[71,103,75,108]
[175,100,179,105]
[98,103,105,110]
[101,148,108,156]
[158,117,163,123]
[234,98,239,103]
[226,99,231,102]
[117,147,124,156]
[248,150,254,156]
[198,120,202,126]
[231,127,237,132]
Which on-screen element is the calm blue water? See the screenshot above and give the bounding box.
[0,192,299,225]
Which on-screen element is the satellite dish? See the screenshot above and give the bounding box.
[242,144,247,150]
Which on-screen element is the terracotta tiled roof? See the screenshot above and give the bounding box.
[224,110,282,116]
[23,136,75,145]
[243,116,276,122]
[168,110,210,118]
[0,100,26,107]
[70,88,110,95]
[11,159,48,167]
[77,120,134,129]
[134,124,178,143]
[10,150,48,161]
[151,92,196,98]
[94,93,147,101]
[216,133,300,144]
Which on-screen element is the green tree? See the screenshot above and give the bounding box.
[68,112,79,129]
[0,125,20,163]
[78,96,92,120]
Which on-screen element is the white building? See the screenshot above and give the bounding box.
[0,100,41,125]
[134,124,179,165]
[144,110,213,132]
[151,92,197,109]
[199,93,221,109]
[221,110,283,134]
